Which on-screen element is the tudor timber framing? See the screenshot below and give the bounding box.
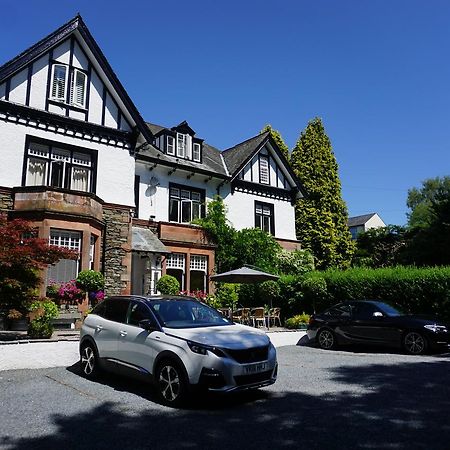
[0,100,135,149]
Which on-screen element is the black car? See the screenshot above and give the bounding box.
[307,300,450,355]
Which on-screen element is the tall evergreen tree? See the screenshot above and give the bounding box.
[261,124,290,161]
[290,118,354,269]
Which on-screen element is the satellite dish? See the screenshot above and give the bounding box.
[149,176,160,187]
[145,185,157,197]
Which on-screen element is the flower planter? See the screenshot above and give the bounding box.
[9,319,28,331]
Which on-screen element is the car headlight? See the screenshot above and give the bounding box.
[424,324,448,333]
[187,341,225,357]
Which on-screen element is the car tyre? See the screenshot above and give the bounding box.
[155,359,188,407]
[317,328,336,350]
[80,342,100,379]
[403,331,427,355]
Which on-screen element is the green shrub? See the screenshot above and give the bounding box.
[76,270,104,293]
[215,283,239,309]
[285,313,311,329]
[156,275,180,295]
[27,320,53,339]
[27,299,58,338]
[281,266,450,320]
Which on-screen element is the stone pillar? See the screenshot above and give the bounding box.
[102,205,133,296]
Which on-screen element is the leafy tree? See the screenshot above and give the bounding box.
[261,124,290,161]
[355,225,407,268]
[0,218,77,313]
[194,196,237,272]
[233,228,282,273]
[405,189,450,266]
[407,176,450,229]
[290,118,354,269]
[277,249,315,275]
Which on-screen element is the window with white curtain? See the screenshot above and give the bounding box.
[25,140,95,193]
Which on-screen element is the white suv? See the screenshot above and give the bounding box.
[80,295,278,405]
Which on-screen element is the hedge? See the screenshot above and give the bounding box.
[276,266,450,320]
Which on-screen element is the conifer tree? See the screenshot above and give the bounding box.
[261,124,290,161]
[290,118,354,269]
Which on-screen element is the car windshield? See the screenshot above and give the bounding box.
[374,301,403,316]
[149,299,232,329]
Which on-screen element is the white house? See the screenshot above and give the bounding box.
[0,15,303,299]
[348,213,386,239]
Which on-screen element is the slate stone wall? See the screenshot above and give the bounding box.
[102,205,133,296]
[0,189,13,216]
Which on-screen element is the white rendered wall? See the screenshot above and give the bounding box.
[8,69,28,104]
[223,189,297,241]
[365,214,386,230]
[135,165,220,222]
[29,56,48,110]
[0,120,135,207]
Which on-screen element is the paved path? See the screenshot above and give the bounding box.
[0,331,306,371]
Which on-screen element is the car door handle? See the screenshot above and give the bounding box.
[119,330,127,337]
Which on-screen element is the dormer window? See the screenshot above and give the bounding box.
[177,133,187,158]
[51,64,68,101]
[193,143,201,162]
[167,136,175,155]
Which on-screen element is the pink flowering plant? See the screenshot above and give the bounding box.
[57,280,85,303]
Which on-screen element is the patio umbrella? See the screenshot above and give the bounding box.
[211,266,279,329]
[210,266,279,284]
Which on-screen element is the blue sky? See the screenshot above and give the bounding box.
[1,0,449,226]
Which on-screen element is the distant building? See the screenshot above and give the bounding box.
[348,213,386,240]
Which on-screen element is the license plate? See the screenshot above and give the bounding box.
[245,362,267,374]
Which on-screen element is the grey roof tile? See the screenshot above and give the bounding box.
[348,213,377,227]
[221,132,269,176]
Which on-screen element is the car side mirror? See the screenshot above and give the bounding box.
[139,319,158,332]
[373,312,383,318]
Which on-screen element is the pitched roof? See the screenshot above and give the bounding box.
[348,213,378,227]
[221,132,269,176]
[0,14,153,144]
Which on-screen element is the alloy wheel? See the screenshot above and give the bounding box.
[318,329,335,350]
[81,345,97,376]
[158,364,182,403]
[404,332,426,355]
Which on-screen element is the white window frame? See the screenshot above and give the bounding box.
[71,69,87,108]
[167,136,175,155]
[259,156,269,185]
[177,133,187,158]
[193,143,201,162]
[166,253,186,270]
[51,64,68,102]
